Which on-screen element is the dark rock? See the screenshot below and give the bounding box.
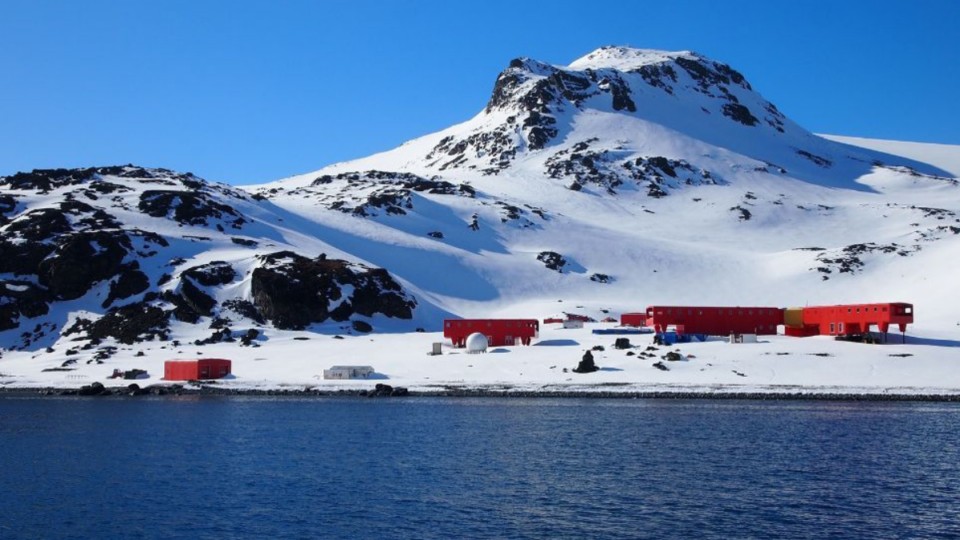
[64,302,169,345]
[614,338,632,350]
[251,251,415,330]
[0,280,50,331]
[663,351,683,362]
[721,103,759,126]
[537,251,567,272]
[178,277,217,317]
[653,361,670,371]
[367,383,395,397]
[573,350,599,374]
[102,262,150,308]
[590,273,611,284]
[77,381,106,396]
[231,237,258,247]
[182,261,236,287]
[240,329,260,346]
[222,299,265,324]
[37,231,131,300]
[138,190,246,227]
[351,320,373,333]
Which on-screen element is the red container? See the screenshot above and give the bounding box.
[164,359,232,380]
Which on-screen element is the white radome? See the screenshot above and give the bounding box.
[465,333,488,354]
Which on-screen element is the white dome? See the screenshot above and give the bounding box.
[465,332,488,354]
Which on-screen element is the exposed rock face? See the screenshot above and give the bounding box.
[259,170,475,218]
[0,280,49,331]
[251,251,416,330]
[38,231,131,300]
[537,251,567,272]
[165,261,238,323]
[64,302,170,345]
[182,261,236,287]
[545,139,719,196]
[138,190,246,228]
[102,262,150,308]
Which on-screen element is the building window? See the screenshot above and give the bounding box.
[830,323,835,333]
[839,323,844,333]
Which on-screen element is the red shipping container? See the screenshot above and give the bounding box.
[164,359,232,380]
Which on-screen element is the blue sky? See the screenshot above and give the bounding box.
[1,0,957,185]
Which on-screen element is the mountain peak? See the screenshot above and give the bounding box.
[567,46,698,71]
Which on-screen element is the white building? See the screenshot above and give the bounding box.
[323,366,376,380]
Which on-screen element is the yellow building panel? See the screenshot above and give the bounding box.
[784,308,804,327]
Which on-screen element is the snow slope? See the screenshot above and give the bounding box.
[2,46,959,395]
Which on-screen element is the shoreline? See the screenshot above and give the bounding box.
[2,385,959,402]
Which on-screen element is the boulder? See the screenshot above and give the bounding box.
[78,382,106,396]
[351,320,373,333]
[572,350,599,374]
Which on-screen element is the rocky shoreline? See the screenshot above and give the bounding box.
[2,384,959,402]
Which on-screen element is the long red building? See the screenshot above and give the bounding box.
[645,306,784,336]
[444,319,539,347]
[783,303,914,339]
[620,313,648,327]
[164,359,232,380]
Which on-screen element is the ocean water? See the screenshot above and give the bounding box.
[1,396,958,539]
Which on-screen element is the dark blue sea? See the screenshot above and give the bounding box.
[1,396,958,539]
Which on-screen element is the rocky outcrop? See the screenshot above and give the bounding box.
[138,190,246,228]
[0,280,50,331]
[251,251,416,330]
[38,231,131,300]
[64,302,170,345]
[102,262,150,308]
[537,251,567,272]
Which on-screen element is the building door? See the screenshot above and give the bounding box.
[505,335,513,346]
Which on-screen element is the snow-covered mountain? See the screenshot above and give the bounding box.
[2,46,959,365]
[252,46,959,329]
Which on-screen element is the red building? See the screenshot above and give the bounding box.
[164,359,232,380]
[783,303,914,340]
[444,319,539,347]
[645,306,783,336]
[620,313,648,327]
